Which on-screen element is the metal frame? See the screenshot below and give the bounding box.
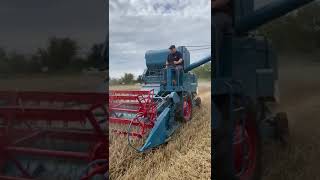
[109,90,156,138]
[0,91,107,180]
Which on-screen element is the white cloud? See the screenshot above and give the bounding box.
[109,0,211,78]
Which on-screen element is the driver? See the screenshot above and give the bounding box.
[164,45,184,86]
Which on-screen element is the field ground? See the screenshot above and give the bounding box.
[0,73,105,91]
[109,82,211,180]
[262,55,320,180]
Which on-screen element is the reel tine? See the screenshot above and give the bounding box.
[109,90,156,141]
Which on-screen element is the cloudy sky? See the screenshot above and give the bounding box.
[109,0,211,78]
[0,0,107,55]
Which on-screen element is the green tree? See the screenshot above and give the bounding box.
[0,48,10,73]
[121,73,135,84]
[192,63,211,80]
[87,43,106,70]
[109,78,120,85]
[258,3,320,53]
[39,37,78,71]
[136,75,143,83]
[6,52,28,72]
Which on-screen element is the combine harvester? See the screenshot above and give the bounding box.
[213,0,316,179]
[0,92,108,179]
[109,46,211,152]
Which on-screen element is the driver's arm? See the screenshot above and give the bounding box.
[175,58,183,65]
[212,0,229,9]
[174,52,183,65]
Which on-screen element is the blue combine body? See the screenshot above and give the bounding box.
[213,0,315,179]
[139,46,210,151]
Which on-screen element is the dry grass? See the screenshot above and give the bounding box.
[109,82,211,180]
[109,84,140,90]
[262,57,320,180]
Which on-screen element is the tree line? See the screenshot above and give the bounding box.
[192,63,211,80]
[109,73,143,85]
[0,37,107,74]
[258,2,320,53]
[110,63,211,86]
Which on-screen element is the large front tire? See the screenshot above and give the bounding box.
[176,94,193,122]
[215,96,261,180]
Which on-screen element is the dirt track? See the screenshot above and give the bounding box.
[262,55,320,180]
[109,82,211,180]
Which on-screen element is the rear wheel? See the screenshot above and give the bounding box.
[182,95,192,122]
[176,94,192,122]
[234,110,260,180]
[215,96,261,180]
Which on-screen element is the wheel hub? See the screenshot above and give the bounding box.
[183,98,192,121]
[233,116,257,180]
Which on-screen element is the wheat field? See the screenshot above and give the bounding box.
[262,57,320,180]
[109,82,211,180]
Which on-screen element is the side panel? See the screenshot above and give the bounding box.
[183,73,197,93]
[230,37,277,100]
[178,46,190,69]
